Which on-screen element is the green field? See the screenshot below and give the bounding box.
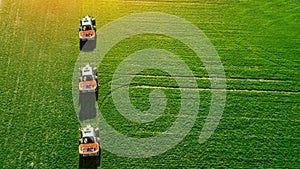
[0,0,299,168]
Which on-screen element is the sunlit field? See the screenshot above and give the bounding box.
[0,0,299,168]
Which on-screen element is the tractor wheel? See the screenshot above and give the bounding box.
[96,147,101,166]
[95,79,99,101]
[95,90,98,101]
[79,155,84,167]
[92,18,96,26]
[80,40,83,50]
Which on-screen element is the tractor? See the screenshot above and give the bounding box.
[79,125,101,168]
[79,15,96,50]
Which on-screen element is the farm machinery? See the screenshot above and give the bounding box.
[79,15,96,50]
[78,64,98,121]
[79,64,98,101]
[79,125,101,168]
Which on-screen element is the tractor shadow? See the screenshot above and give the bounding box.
[79,93,97,121]
[79,151,101,169]
[80,37,97,52]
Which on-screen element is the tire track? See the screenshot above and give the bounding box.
[130,84,298,94]
[3,0,24,148]
[99,72,291,87]
[191,115,298,123]
[98,72,297,93]
[34,0,51,118]
[116,73,288,83]
[11,0,34,166]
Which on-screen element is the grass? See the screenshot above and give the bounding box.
[0,0,299,168]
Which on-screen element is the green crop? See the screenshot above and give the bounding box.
[0,0,299,168]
